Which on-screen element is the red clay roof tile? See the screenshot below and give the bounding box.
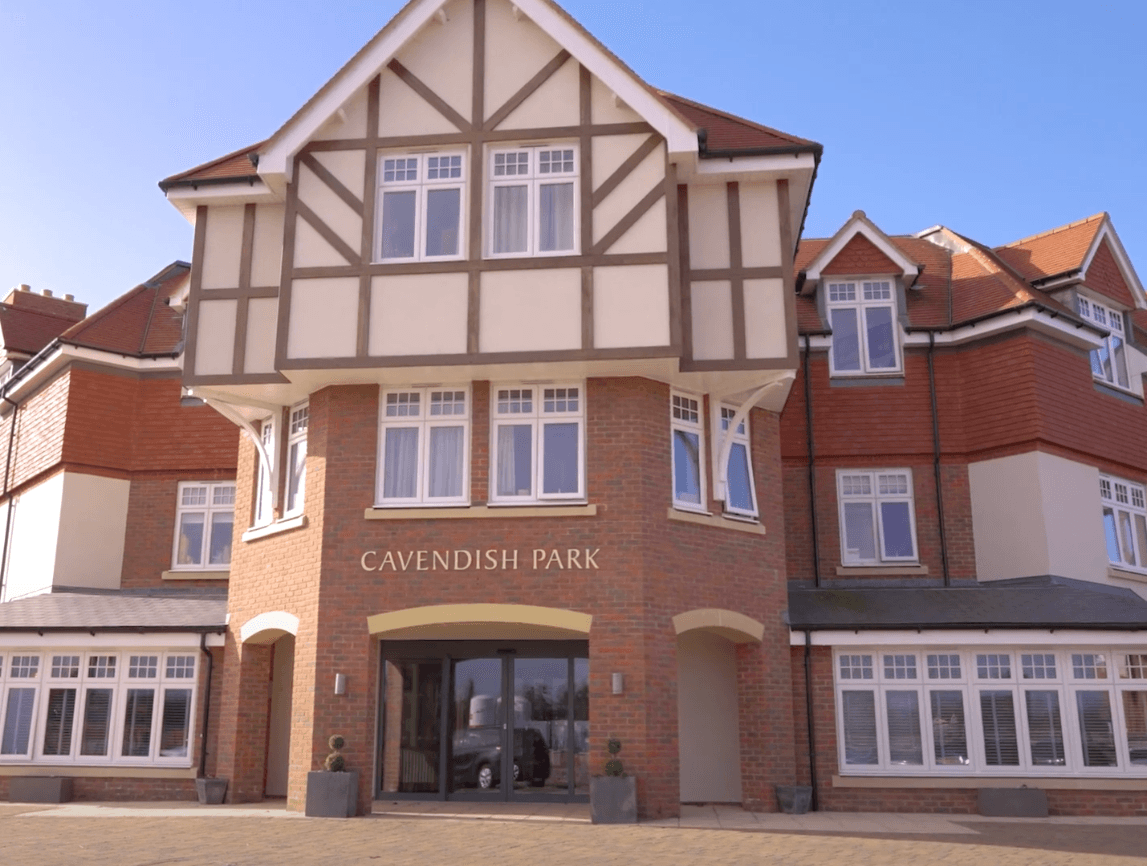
[994,214,1105,282]
[655,92,821,155]
[160,142,264,189]
[0,307,81,356]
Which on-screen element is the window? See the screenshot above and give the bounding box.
[377,387,469,506]
[671,393,706,512]
[491,385,584,503]
[375,152,465,261]
[825,279,900,375]
[717,405,757,517]
[833,647,1147,777]
[285,403,308,516]
[488,145,577,257]
[254,416,276,527]
[1078,296,1129,389]
[0,650,196,766]
[1101,475,1147,572]
[172,481,235,570]
[837,470,917,565]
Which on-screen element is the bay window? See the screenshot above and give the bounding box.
[1101,475,1147,573]
[376,152,465,261]
[837,470,917,565]
[1078,296,1129,389]
[671,392,705,511]
[488,145,578,256]
[826,279,900,375]
[377,387,469,506]
[172,481,235,570]
[491,384,584,503]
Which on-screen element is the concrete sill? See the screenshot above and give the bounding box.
[162,570,229,581]
[835,564,929,577]
[241,514,307,542]
[0,765,195,779]
[364,504,597,520]
[1108,565,1147,585]
[667,508,766,536]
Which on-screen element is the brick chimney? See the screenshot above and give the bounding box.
[3,285,87,322]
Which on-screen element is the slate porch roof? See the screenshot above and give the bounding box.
[0,588,227,633]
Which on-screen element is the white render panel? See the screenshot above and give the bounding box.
[377,66,460,137]
[593,265,669,348]
[298,162,362,253]
[604,198,667,255]
[691,280,734,360]
[287,278,359,359]
[244,297,279,373]
[496,59,580,129]
[688,185,731,270]
[393,0,473,125]
[1038,453,1110,584]
[738,181,782,268]
[200,205,245,290]
[484,0,564,123]
[370,273,468,356]
[592,144,665,247]
[250,204,286,288]
[312,84,368,141]
[2,473,63,602]
[479,269,580,353]
[591,134,648,191]
[54,473,130,591]
[589,74,643,126]
[313,150,367,203]
[293,216,351,268]
[677,631,743,803]
[743,278,787,359]
[194,299,238,376]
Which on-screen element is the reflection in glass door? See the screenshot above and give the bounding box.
[449,658,503,795]
[379,659,442,794]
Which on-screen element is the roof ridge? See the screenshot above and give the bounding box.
[997,212,1107,250]
[655,89,820,148]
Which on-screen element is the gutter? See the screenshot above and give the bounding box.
[158,175,262,193]
[903,299,1097,336]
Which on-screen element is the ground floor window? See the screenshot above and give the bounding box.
[833,646,1147,777]
[379,641,588,802]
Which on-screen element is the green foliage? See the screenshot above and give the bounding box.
[604,738,624,776]
[324,735,347,772]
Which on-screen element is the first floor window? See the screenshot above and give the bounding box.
[826,279,900,375]
[671,392,705,511]
[173,481,235,570]
[1101,475,1147,572]
[376,152,465,261]
[488,145,577,256]
[717,405,757,517]
[254,417,276,526]
[491,384,584,503]
[1078,296,1129,389]
[285,402,308,516]
[837,469,917,565]
[377,387,469,506]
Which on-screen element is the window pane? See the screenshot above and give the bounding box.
[496,424,533,497]
[1076,691,1117,767]
[383,427,419,499]
[160,689,192,758]
[1122,690,1147,766]
[830,308,860,371]
[427,426,464,499]
[80,688,114,756]
[176,513,204,565]
[42,688,76,756]
[930,690,968,765]
[885,690,923,765]
[1103,507,1121,563]
[1094,341,1113,382]
[1112,335,1129,388]
[1,688,35,755]
[287,439,306,512]
[864,306,897,369]
[381,190,417,258]
[122,689,155,758]
[542,422,579,495]
[493,185,528,254]
[980,690,1019,765]
[208,512,233,566]
[843,501,876,561]
[1024,689,1065,766]
[726,442,754,513]
[425,188,460,257]
[879,501,915,558]
[841,690,878,765]
[538,182,574,252]
[673,429,701,505]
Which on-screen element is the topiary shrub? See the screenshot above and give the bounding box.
[324,734,347,772]
[604,737,624,777]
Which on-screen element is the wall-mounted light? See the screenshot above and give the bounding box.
[611,672,624,695]
[334,673,347,696]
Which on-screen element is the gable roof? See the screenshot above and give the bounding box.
[994,213,1105,283]
[656,91,821,157]
[159,141,264,191]
[800,210,921,284]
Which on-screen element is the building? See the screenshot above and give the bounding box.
[0,264,237,801]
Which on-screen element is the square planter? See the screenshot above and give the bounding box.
[775,784,812,814]
[305,770,360,818]
[977,787,1048,818]
[195,777,228,805]
[590,775,637,824]
[9,776,73,803]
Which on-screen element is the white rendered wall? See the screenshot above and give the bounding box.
[3,473,64,601]
[676,630,743,803]
[54,472,130,590]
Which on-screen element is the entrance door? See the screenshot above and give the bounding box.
[379,641,588,802]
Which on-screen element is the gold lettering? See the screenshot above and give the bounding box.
[433,551,449,571]
[546,549,564,569]
[360,551,378,571]
[584,548,600,569]
[416,551,428,571]
[532,549,546,569]
[567,549,581,569]
[380,551,397,571]
[454,550,473,570]
[502,549,518,570]
[485,549,498,569]
[398,551,415,571]
[474,549,481,569]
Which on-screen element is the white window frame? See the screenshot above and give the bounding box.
[833,647,1147,778]
[837,469,918,565]
[671,392,707,513]
[0,650,197,768]
[376,387,471,507]
[825,278,902,376]
[715,404,757,518]
[486,144,579,258]
[1077,295,1130,390]
[489,384,585,504]
[374,151,466,263]
[1100,475,1147,574]
[171,481,235,571]
[253,416,277,527]
[284,402,308,517]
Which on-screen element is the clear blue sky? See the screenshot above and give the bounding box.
[2,0,1144,313]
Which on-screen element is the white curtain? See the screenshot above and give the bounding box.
[493,185,528,253]
[428,426,463,498]
[497,425,531,497]
[539,182,574,251]
[383,428,419,499]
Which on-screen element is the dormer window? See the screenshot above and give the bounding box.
[826,279,900,375]
[1078,296,1129,390]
